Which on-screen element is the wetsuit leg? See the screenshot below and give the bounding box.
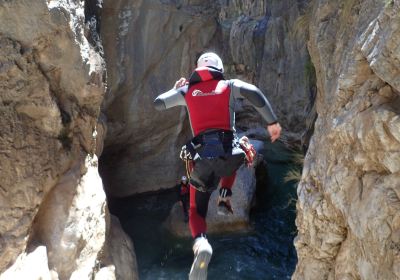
[189,184,212,238]
[180,197,186,213]
[182,196,189,215]
[220,171,236,190]
[190,158,219,192]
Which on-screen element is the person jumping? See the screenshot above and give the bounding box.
[154,52,281,280]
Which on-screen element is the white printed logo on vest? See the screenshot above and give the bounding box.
[192,89,223,96]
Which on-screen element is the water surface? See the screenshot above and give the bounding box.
[110,142,299,279]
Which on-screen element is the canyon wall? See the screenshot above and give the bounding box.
[0,1,137,279]
[4,0,399,279]
[99,0,314,196]
[294,0,400,279]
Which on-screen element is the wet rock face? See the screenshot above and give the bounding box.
[0,1,137,279]
[220,0,315,140]
[294,1,400,279]
[99,0,219,196]
[100,0,313,196]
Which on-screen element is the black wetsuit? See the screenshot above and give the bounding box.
[177,182,189,219]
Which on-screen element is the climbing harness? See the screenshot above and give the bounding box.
[180,145,194,180]
[180,132,256,178]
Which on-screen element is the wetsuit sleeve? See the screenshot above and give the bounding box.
[154,85,188,110]
[230,79,278,124]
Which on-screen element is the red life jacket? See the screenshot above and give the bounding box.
[185,67,231,136]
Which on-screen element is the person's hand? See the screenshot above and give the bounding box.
[267,123,282,143]
[174,77,188,89]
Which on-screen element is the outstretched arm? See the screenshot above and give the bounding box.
[154,78,188,110]
[231,79,281,142]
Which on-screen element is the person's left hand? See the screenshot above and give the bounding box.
[174,77,188,89]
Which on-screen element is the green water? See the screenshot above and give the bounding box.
[109,142,299,279]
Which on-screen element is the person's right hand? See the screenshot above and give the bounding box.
[267,123,282,143]
[174,77,188,89]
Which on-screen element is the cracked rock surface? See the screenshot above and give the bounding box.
[293,1,400,279]
[0,1,137,279]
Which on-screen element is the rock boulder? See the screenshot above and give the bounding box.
[164,142,264,237]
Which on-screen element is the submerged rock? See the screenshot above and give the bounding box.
[164,151,263,237]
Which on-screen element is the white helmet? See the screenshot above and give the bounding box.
[197,52,224,73]
[181,176,187,181]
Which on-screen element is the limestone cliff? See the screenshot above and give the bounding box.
[0,1,137,279]
[3,0,399,279]
[294,1,400,279]
[99,0,314,196]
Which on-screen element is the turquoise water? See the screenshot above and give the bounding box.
[109,142,299,279]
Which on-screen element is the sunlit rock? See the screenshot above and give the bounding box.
[0,0,137,279]
[293,1,400,279]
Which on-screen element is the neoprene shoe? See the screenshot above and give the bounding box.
[189,237,212,280]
